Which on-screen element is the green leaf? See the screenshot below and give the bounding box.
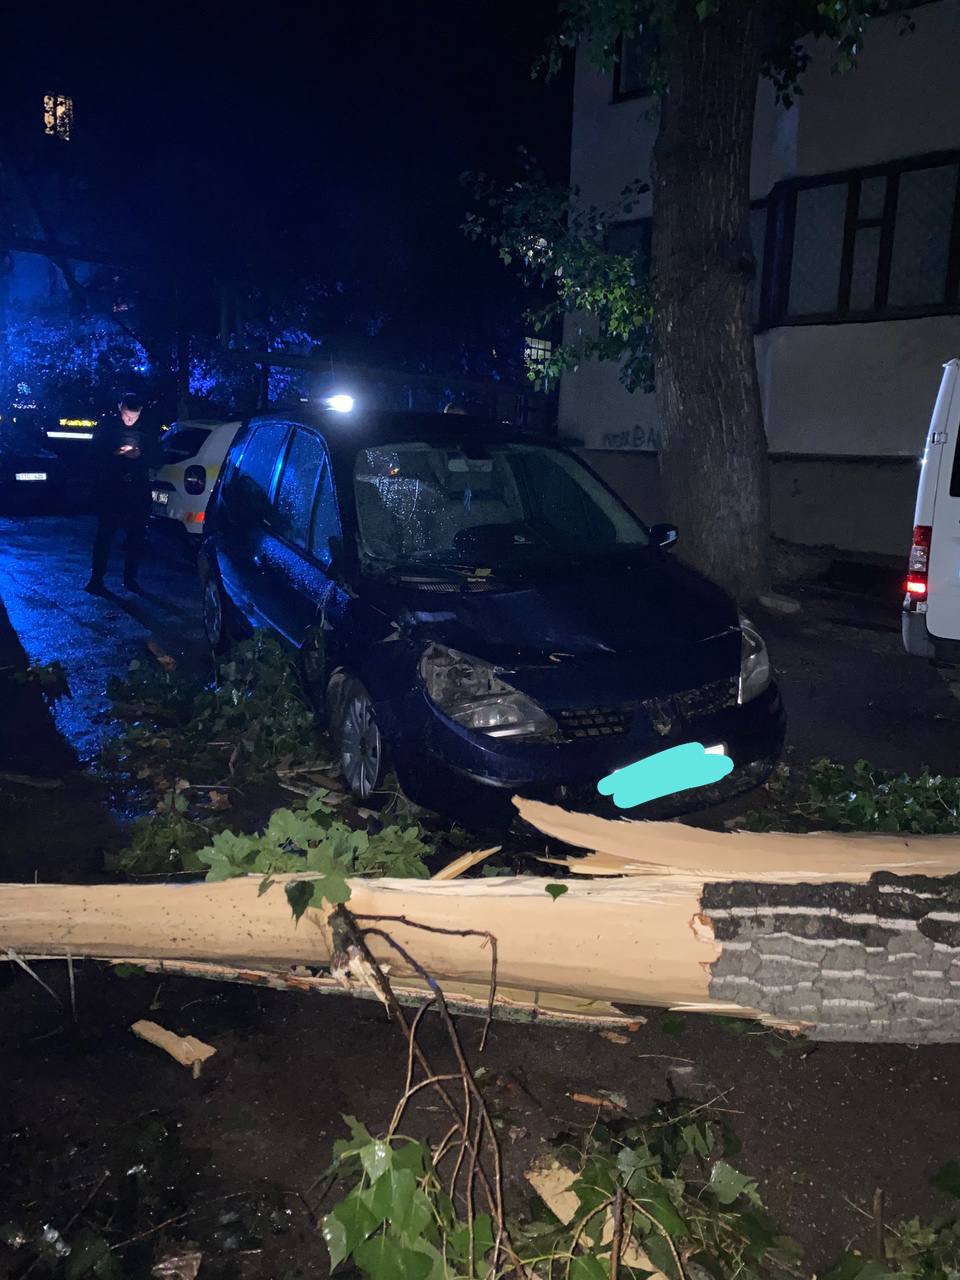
[392,1140,428,1178]
[545,883,568,901]
[318,865,352,907]
[708,1160,760,1207]
[323,1191,379,1268]
[661,1013,686,1036]
[197,828,259,880]
[66,1230,116,1280]
[257,876,275,897]
[846,1264,900,1280]
[932,1159,960,1199]
[354,1236,434,1280]
[364,1169,432,1242]
[570,1255,607,1280]
[360,1138,394,1186]
[306,788,332,815]
[285,880,315,922]
[644,1231,682,1280]
[680,1123,712,1159]
[112,963,146,979]
[635,1185,687,1237]
[322,1211,349,1270]
[332,1114,375,1162]
[448,1213,494,1274]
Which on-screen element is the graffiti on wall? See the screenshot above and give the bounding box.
[600,424,661,451]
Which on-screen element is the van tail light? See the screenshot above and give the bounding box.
[905,524,931,602]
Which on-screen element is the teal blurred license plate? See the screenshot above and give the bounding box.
[15,472,47,481]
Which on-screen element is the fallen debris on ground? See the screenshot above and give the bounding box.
[131,1019,217,1077]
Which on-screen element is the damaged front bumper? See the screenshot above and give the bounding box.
[392,681,785,825]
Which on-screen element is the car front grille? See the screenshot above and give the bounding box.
[555,705,635,740]
[675,677,739,718]
[554,677,738,745]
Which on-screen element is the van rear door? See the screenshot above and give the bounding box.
[925,360,960,640]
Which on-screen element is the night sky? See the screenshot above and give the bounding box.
[3,0,572,377]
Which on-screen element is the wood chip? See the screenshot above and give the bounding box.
[131,1019,217,1077]
[525,1158,663,1275]
[600,1030,630,1045]
[569,1091,624,1110]
[152,1248,202,1279]
[432,846,501,881]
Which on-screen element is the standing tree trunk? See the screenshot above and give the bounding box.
[652,0,770,602]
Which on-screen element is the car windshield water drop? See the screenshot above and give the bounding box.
[353,442,650,579]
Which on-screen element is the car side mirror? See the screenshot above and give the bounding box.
[651,523,679,550]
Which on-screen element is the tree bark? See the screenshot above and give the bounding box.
[652,0,770,602]
[5,803,960,1042]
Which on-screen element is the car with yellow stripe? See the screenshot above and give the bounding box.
[151,419,241,536]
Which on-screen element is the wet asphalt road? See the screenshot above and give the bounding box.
[1,512,960,778]
[0,514,208,767]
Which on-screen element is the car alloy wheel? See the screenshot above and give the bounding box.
[339,682,383,800]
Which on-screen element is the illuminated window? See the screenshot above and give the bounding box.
[43,93,73,141]
[524,336,553,370]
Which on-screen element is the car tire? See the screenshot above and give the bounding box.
[201,570,231,654]
[332,676,387,803]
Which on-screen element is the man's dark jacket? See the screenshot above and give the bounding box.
[91,411,163,513]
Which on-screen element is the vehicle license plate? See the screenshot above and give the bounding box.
[152,490,169,505]
[15,473,47,481]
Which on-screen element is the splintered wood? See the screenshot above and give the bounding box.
[2,800,960,1041]
[131,1020,217,1077]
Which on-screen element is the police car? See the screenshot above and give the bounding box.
[151,419,242,536]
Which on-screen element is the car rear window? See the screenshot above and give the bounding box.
[162,427,212,459]
[950,437,960,497]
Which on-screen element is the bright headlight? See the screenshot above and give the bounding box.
[419,644,557,739]
[738,614,771,705]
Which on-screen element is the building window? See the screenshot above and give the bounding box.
[524,336,553,370]
[888,164,957,308]
[788,184,848,316]
[769,154,960,327]
[43,93,73,141]
[605,218,651,263]
[613,26,657,101]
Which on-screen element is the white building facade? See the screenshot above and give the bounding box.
[564,0,960,558]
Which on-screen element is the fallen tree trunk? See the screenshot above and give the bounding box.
[3,801,960,1041]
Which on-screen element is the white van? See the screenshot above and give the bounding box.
[903,359,960,660]
[151,419,241,537]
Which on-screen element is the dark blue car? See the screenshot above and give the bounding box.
[198,410,784,824]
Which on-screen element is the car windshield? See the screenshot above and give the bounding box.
[353,441,649,576]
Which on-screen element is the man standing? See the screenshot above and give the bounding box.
[85,392,160,594]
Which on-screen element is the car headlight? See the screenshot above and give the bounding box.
[419,644,557,739]
[738,614,771,705]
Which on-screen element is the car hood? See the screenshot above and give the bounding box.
[364,553,739,666]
